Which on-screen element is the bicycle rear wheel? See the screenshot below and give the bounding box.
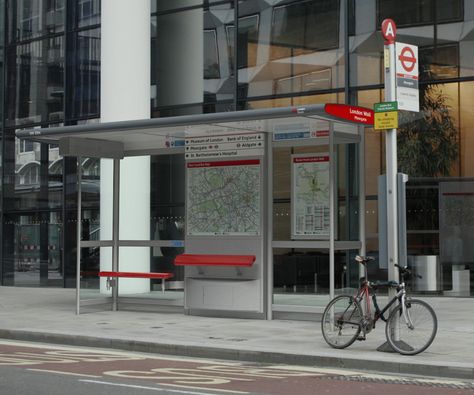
[385,299,437,355]
[321,295,362,349]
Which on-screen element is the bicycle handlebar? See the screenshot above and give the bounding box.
[394,263,422,279]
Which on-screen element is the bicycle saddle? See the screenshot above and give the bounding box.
[355,255,375,263]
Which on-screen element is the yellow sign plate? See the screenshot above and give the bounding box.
[374,111,398,130]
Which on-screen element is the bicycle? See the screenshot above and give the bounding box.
[321,255,438,355]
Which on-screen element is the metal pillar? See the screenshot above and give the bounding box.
[329,122,335,301]
[266,130,273,320]
[75,157,82,315]
[358,126,366,279]
[384,39,400,290]
[112,159,120,311]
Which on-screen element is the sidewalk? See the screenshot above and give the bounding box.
[0,286,473,380]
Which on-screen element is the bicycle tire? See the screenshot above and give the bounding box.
[385,298,437,355]
[321,295,363,349]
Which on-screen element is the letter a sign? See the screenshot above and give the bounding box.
[381,19,396,44]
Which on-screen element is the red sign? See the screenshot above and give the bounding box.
[381,19,397,44]
[324,104,374,125]
[293,156,329,163]
[187,159,260,168]
[398,46,416,72]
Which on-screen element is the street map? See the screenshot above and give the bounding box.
[187,160,260,235]
[292,154,330,238]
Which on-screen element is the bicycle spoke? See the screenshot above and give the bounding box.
[386,299,437,355]
[321,295,362,349]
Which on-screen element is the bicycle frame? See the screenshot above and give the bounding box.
[355,276,413,333]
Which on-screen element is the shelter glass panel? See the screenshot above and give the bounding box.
[150,154,185,290]
[273,248,360,306]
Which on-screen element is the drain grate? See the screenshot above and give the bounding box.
[321,375,474,390]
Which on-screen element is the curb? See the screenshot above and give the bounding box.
[0,329,472,381]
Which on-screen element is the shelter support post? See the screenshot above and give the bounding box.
[112,159,120,311]
[75,157,82,315]
[265,127,273,320]
[329,122,335,301]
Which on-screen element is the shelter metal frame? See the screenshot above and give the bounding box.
[17,104,370,316]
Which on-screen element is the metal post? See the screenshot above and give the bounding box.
[384,35,400,294]
[266,130,273,320]
[329,122,335,301]
[377,19,401,353]
[358,126,366,280]
[112,159,120,311]
[75,157,82,315]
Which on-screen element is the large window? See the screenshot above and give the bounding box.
[6,38,65,126]
[69,28,101,119]
[8,0,65,43]
[377,0,463,27]
[271,0,339,58]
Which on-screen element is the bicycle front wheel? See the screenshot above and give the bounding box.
[321,295,362,349]
[385,299,437,355]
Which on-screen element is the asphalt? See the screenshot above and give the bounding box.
[0,286,473,380]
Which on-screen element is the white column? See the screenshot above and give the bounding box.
[100,0,150,294]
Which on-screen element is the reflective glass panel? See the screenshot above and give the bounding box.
[3,212,63,287]
[76,0,100,28]
[377,0,463,27]
[69,28,100,119]
[6,37,65,126]
[238,0,342,100]
[7,0,64,43]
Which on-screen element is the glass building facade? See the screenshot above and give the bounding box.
[1,1,474,305]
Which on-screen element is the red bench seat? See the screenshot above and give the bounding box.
[99,271,174,293]
[99,271,174,279]
[174,254,255,267]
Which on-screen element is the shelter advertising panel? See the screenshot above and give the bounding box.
[291,153,330,239]
[186,159,261,236]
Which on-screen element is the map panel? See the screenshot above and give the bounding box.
[292,154,330,238]
[187,160,261,236]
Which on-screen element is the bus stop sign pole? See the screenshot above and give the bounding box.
[381,19,399,286]
[378,19,400,352]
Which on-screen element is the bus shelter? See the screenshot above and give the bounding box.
[17,104,374,318]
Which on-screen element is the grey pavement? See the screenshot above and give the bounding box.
[0,286,473,380]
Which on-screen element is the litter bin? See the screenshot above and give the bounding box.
[407,255,441,292]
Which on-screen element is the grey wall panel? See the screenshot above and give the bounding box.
[185,278,261,311]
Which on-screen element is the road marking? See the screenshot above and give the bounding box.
[80,379,247,394]
[158,383,248,394]
[28,368,101,378]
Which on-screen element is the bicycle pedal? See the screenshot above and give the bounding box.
[357,336,366,341]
